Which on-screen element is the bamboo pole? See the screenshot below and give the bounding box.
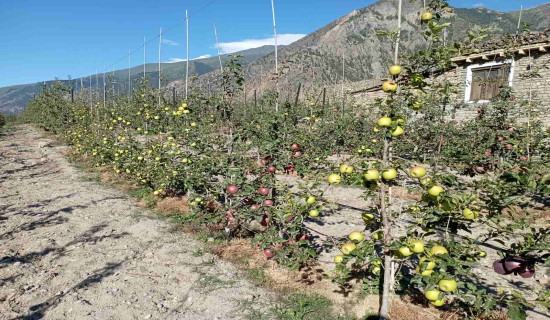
[185,10,189,100]
[159,27,162,106]
[271,0,279,112]
[516,6,523,34]
[143,37,146,78]
[128,51,131,101]
[214,23,223,76]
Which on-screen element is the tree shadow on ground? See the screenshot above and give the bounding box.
[0,196,126,241]
[0,222,129,268]
[12,261,124,320]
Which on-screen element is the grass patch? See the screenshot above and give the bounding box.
[271,294,357,320]
[246,266,270,286]
[196,275,236,293]
[126,186,156,207]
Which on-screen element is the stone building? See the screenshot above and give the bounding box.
[350,31,550,123]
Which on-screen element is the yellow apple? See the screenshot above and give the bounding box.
[425,289,441,301]
[421,12,433,22]
[390,126,404,137]
[328,174,341,184]
[382,168,398,180]
[348,231,364,243]
[428,185,444,196]
[364,169,380,181]
[334,255,344,263]
[398,247,413,257]
[341,242,357,255]
[410,240,425,253]
[378,116,392,127]
[389,65,402,75]
[438,279,457,292]
[339,164,354,174]
[382,81,398,93]
[410,166,427,178]
[429,245,448,256]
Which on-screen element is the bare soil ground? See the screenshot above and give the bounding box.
[0,126,276,320]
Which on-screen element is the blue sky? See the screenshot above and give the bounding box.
[0,0,548,87]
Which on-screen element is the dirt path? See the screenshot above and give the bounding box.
[0,126,274,320]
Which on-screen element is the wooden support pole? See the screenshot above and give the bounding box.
[294,82,302,108]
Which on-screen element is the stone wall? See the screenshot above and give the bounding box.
[347,50,550,125]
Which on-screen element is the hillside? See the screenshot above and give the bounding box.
[196,0,550,99]
[0,45,277,114]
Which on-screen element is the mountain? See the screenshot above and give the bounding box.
[0,45,278,114]
[195,0,550,100]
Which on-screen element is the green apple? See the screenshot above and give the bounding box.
[462,208,478,220]
[430,298,445,306]
[309,209,320,217]
[438,279,457,292]
[410,166,427,178]
[410,100,423,110]
[419,257,436,270]
[479,251,487,257]
[425,289,441,301]
[348,231,365,243]
[428,185,444,196]
[398,246,413,257]
[377,116,392,127]
[410,239,425,253]
[382,168,398,180]
[334,255,344,263]
[306,196,316,205]
[421,12,433,22]
[364,169,380,181]
[341,242,357,255]
[328,174,341,184]
[389,65,402,75]
[339,164,354,174]
[373,231,384,240]
[429,245,448,256]
[390,126,404,137]
[362,212,375,221]
[416,268,433,276]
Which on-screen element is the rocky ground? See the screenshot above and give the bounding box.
[0,126,276,320]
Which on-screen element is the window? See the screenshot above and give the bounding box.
[464,60,514,103]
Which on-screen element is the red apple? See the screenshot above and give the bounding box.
[520,156,528,161]
[505,144,513,150]
[294,151,302,158]
[250,204,261,210]
[263,199,274,207]
[518,265,535,278]
[264,248,274,258]
[226,185,238,194]
[291,143,300,151]
[297,234,308,241]
[258,187,270,195]
[267,166,276,173]
[484,150,492,156]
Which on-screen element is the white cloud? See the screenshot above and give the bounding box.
[166,54,212,63]
[473,3,484,7]
[218,34,306,54]
[162,39,180,46]
[192,54,211,60]
[166,58,186,63]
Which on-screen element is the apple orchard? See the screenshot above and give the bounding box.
[21,0,549,319]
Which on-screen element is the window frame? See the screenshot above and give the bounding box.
[464,59,515,103]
